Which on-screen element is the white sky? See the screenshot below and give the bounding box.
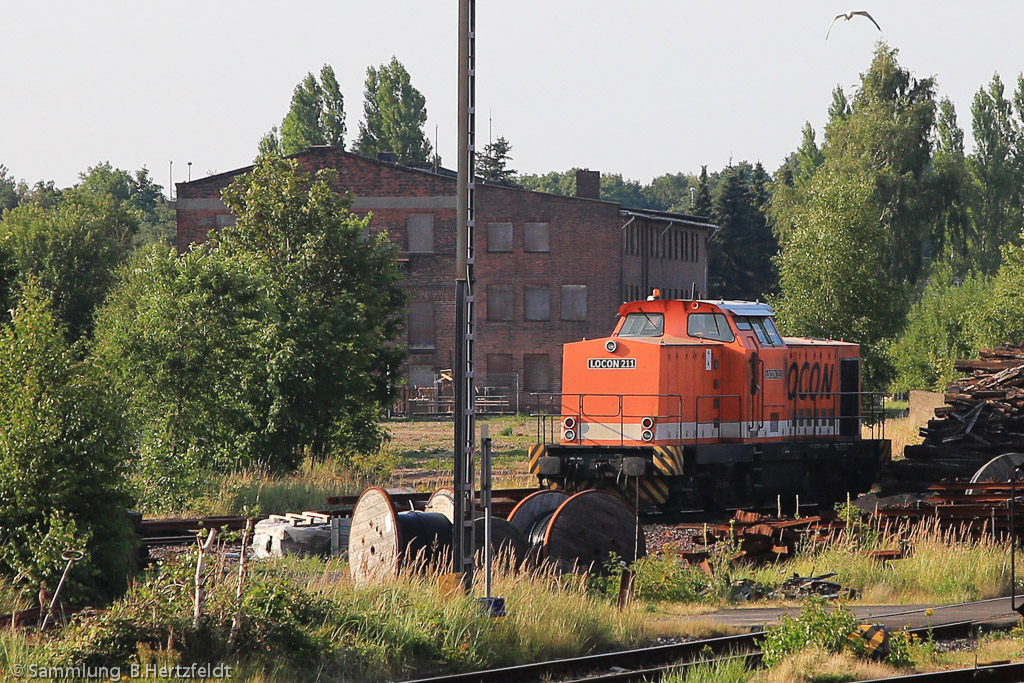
[2,2,1022,194]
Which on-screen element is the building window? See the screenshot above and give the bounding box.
[408,300,435,350]
[487,285,515,321]
[561,285,587,321]
[524,222,550,252]
[524,286,550,321]
[487,222,513,252]
[407,214,434,253]
[524,354,551,392]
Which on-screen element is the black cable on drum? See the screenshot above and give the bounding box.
[396,511,452,562]
[527,510,556,548]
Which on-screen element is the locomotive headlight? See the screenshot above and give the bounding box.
[641,416,655,430]
[563,429,577,441]
[562,416,577,430]
[604,339,617,353]
[641,429,654,442]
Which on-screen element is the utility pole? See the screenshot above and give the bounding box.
[453,0,477,589]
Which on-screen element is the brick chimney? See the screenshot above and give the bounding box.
[575,169,600,199]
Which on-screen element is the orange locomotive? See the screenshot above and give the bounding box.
[529,292,891,510]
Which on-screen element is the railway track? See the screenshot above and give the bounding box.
[400,603,1020,683]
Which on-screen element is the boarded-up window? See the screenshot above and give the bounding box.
[407,364,435,387]
[561,285,587,321]
[216,213,237,229]
[524,222,550,252]
[407,214,434,253]
[408,300,435,350]
[487,285,515,321]
[524,286,550,321]
[524,354,551,392]
[487,353,514,387]
[487,222,513,252]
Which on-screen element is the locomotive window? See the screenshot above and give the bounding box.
[735,316,783,346]
[687,313,734,342]
[762,317,783,345]
[618,312,664,337]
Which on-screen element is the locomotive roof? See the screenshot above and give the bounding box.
[706,301,775,317]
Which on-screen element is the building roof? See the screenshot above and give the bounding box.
[176,147,716,232]
[619,207,716,231]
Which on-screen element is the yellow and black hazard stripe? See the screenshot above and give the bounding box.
[637,476,670,505]
[652,446,684,477]
[528,444,546,474]
[848,624,890,658]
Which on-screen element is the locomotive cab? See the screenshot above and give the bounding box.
[529,293,890,511]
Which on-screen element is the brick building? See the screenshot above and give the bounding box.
[175,147,714,394]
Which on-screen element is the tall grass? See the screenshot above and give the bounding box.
[748,519,1012,604]
[6,551,645,683]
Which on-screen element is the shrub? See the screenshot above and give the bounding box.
[0,284,134,604]
[759,598,858,667]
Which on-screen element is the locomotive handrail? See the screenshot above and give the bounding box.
[786,390,887,441]
[531,392,685,446]
[531,389,887,445]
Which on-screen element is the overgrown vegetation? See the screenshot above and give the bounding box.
[0,554,644,683]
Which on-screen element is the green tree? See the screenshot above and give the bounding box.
[599,173,646,207]
[644,172,696,213]
[0,189,137,341]
[354,57,433,163]
[0,283,133,604]
[477,136,517,185]
[693,166,712,217]
[219,156,407,460]
[774,167,905,385]
[93,246,278,507]
[94,157,407,506]
[931,98,974,273]
[0,165,18,213]
[967,74,1024,273]
[889,265,990,392]
[707,164,778,300]
[261,65,347,157]
[771,44,937,385]
[516,169,578,196]
[75,162,173,248]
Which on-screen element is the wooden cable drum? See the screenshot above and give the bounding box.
[425,486,455,520]
[348,487,452,584]
[506,489,569,535]
[426,486,529,566]
[967,453,1024,496]
[508,489,645,573]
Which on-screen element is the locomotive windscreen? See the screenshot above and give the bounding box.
[618,312,664,337]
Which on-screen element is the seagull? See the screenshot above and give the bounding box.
[826,10,882,40]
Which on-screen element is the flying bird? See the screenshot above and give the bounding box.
[826,10,882,40]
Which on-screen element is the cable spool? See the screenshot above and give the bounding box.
[349,487,452,584]
[426,487,529,566]
[967,452,1024,496]
[508,489,645,573]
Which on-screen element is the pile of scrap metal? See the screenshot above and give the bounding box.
[722,572,858,603]
[688,509,845,565]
